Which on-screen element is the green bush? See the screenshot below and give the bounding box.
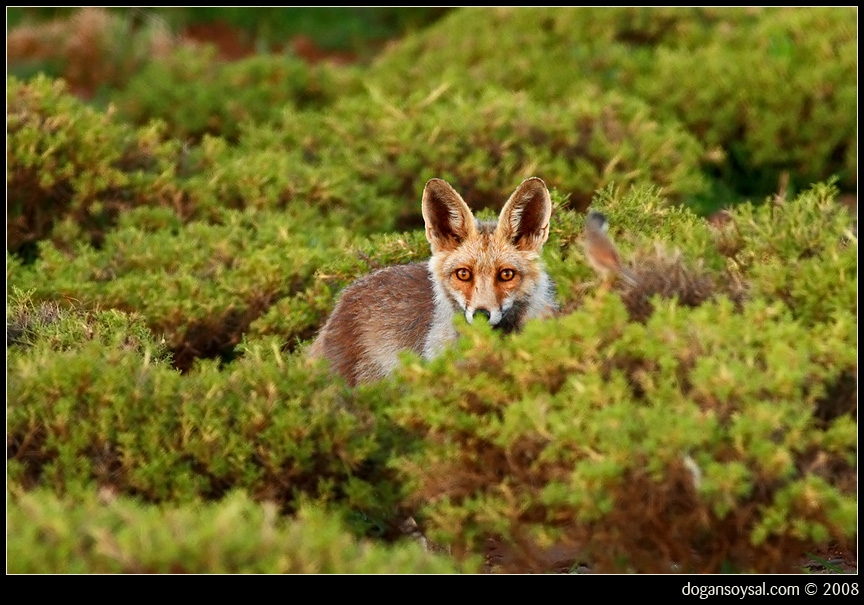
[713,181,858,326]
[112,46,364,142]
[244,227,432,347]
[8,206,351,370]
[368,7,857,203]
[7,489,461,573]
[366,8,758,100]
[6,287,171,362]
[179,132,391,231]
[7,322,414,536]
[545,184,734,311]
[16,74,702,250]
[385,296,855,573]
[226,87,706,231]
[636,8,857,194]
[6,75,184,254]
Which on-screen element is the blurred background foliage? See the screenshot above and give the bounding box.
[6,7,856,215]
[6,7,451,55]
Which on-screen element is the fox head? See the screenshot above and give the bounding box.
[422,177,553,332]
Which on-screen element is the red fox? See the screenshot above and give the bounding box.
[308,177,558,385]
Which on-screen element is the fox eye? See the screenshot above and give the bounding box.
[498,268,516,282]
[454,268,472,281]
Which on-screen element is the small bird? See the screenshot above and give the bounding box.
[582,211,638,286]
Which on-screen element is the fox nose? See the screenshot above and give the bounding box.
[473,308,491,322]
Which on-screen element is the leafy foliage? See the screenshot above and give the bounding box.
[387,295,855,572]
[9,206,351,370]
[228,87,706,228]
[6,75,184,254]
[7,489,461,573]
[369,7,857,205]
[636,8,857,195]
[112,47,364,142]
[7,182,855,573]
[5,7,857,574]
[7,315,414,537]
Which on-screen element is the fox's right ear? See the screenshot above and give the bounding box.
[422,179,477,252]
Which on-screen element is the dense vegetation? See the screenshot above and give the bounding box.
[6,7,857,573]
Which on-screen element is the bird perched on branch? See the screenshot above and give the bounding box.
[582,210,638,286]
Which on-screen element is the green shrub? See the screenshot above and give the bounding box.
[545,184,734,312]
[7,488,461,573]
[112,46,364,142]
[9,206,351,370]
[226,87,707,232]
[712,180,858,326]
[7,327,415,536]
[367,8,758,100]
[178,132,390,231]
[6,60,707,256]
[385,293,855,573]
[6,287,171,362]
[552,181,855,327]
[636,7,857,195]
[6,182,855,573]
[368,7,857,204]
[6,75,184,254]
[6,251,26,287]
[5,7,857,573]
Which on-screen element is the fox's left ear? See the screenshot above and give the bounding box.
[497,177,552,253]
